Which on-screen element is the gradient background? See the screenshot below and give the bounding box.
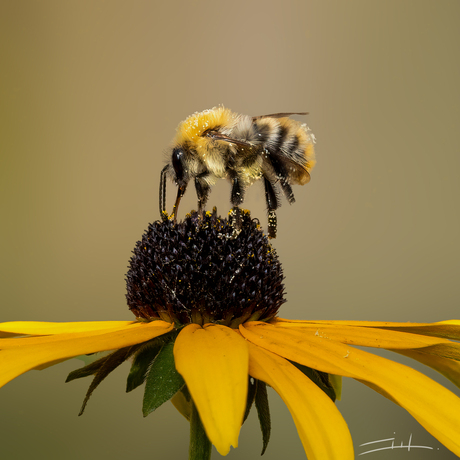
[1,1,459,459]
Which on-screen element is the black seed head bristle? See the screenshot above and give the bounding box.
[125,209,286,326]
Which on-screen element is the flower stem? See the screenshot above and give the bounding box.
[189,400,212,460]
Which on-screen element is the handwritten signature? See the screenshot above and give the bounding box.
[359,433,434,456]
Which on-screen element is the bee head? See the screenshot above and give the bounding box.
[170,146,187,188]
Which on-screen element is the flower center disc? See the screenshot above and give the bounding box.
[125,209,286,327]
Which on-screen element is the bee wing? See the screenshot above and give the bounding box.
[252,112,308,120]
[285,159,311,185]
[204,130,253,147]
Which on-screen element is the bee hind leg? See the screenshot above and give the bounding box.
[264,177,280,239]
[266,155,296,205]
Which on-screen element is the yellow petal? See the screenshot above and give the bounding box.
[395,347,460,389]
[273,322,452,349]
[274,318,460,340]
[0,321,173,388]
[0,321,136,337]
[0,323,164,349]
[273,321,460,388]
[247,340,353,460]
[173,324,248,456]
[241,322,460,456]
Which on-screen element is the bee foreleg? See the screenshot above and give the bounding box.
[172,183,187,222]
[159,165,170,220]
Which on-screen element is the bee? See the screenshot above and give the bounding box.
[159,106,316,238]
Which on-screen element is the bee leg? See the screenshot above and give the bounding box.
[279,177,295,204]
[172,184,187,222]
[267,156,296,204]
[230,175,245,235]
[230,175,244,206]
[170,147,188,221]
[264,177,279,239]
[159,165,170,220]
[195,173,211,218]
[228,207,241,238]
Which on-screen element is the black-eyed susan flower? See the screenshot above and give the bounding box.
[1,209,460,459]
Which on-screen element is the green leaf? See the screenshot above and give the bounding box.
[75,345,139,416]
[142,340,185,416]
[329,374,342,400]
[290,361,337,402]
[254,380,271,455]
[66,354,109,383]
[243,377,257,423]
[126,340,163,392]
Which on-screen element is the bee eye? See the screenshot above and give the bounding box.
[172,147,185,181]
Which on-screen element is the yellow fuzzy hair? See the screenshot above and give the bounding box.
[173,107,234,145]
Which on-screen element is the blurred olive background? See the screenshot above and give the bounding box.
[1,1,459,459]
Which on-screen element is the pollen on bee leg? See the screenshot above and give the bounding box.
[161,210,172,222]
[228,206,244,239]
[267,210,277,239]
